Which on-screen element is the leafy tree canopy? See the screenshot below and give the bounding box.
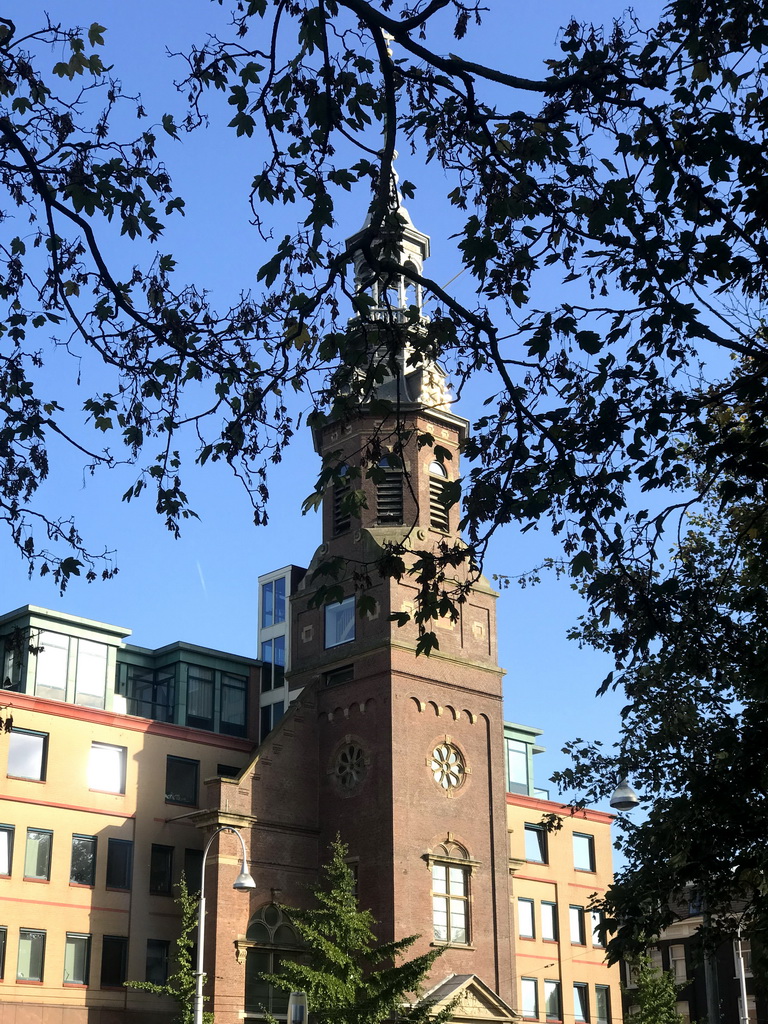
[4,0,768,958]
[624,955,684,1024]
[261,839,452,1024]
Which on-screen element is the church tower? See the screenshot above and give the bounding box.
[286,180,515,1001]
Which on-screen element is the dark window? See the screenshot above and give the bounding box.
[146,939,170,984]
[324,665,354,687]
[24,829,52,880]
[573,833,596,872]
[184,848,203,895]
[244,905,300,1017]
[574,983,590,1023]
[64,933,90,985]
[261,577,286,627]
[376,458,403,524]
[17,928,45,982]
[217,764,240,778]
[106,839,133,890]
[150,845,174,895]
[0,825,13,875]
[428,460,450,531]
[186,667,214,730]
[545,980,562,1021]
[165,756,199,806]
[0,927,6,980]
[333,468,351,535]
[524,824,548,863]
[7,729,48,781]
[221,673,247,736]
[100,935,128,987]
[570,906,586,945]
[261,636,285,692]
[260,701,285,742]
[71,835,97,886]
[123,664,175,721]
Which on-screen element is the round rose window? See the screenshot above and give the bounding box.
[430,743,465,790]
[335,743,366,789]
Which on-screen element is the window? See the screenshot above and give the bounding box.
[670,943,687,983]
[221,672,247,736]
[71,835,97,886]
[429,460,450,531]
[260,700,286,742]
[431,861,469,944]
[0,927,6,980]
[123,664,175,721]
[595,986,611,1024]
[591,910,605,948]
[150,845,174,895]
[24,829,52,881]
[165,756,199,806]
[186,666,214,730]
[574,984,590,1023]
[218,763,240,778]
[506,738,529,795]
[325,596,355,648]
[524,824,547,863]
[573,833,595,872]
[34,630,69,700]
[184,848,203,895]
[17,929,45,981]
[376,457,403,524]
[261,577,286,627]
[64,933,90,985]
[521,978,539,1019]
[146,939,170,984]
[518,898,535,939]
[545,980,562,1021]
[0,825,14,875]
[243,904,301,1018]
[569,906,586,945]
[75,639,107,709]
[324,664,354,687]
[7,729,48,781]
[100,935,128,987]
[88,743,126,794]
[542,902,558,941]
[261,636,285,692]
[106,839,133,890]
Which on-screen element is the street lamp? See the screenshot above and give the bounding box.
[194,825,256,1024]
[288,990,309,1024]
[609,778,640,812]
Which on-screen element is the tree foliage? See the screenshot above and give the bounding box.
[126,874,212,1024]
[262,839,452,1024]
[625,955,683,1024]
[5,0,768,955]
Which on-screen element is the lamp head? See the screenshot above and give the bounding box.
[610,778,640,812]
[233,863,257,890]
[287,991,309,1024]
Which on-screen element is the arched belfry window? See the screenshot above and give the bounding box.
[425,840,476,946]
[241,904,302,1021]
[333,465,351,536]
[376,456,404,525]
[428,460,450,532]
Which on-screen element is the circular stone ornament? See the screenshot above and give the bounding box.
[335,743,366,790]
[430,743,465,790]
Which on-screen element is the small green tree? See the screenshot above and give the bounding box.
[625,955,684,1024]
[126,874,212,1024]
[262,839,453,1024]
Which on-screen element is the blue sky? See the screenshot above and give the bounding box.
[5,0,649,802]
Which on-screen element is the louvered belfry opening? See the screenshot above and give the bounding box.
[376,458,404,525]
[429,460,450,532]
[333,469,351,535]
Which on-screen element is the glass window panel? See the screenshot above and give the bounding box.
[7,730,47,781]
[74,639,107,708]
[274,576,286,623]
[574,984,589,1023]
[150,844,173,895]
[184,848,203,895]
[507,738,529,794]
[518,898,535,938]
[545,981,562,1021]
[591,910,604,948]
[71,835,97,886]
[570,906,585,944]
[0,826,13,875]
[261,640,273,692]
[17,929,45,982]
[146,939,170,984]
[24,829,52,880]
[88,743,126,794]
[106,839,133,890]
[542,902,558,941]
[573,833,595,872]
[448,866,465,894]
[0,927,6,980]
[432,864,447,888]
[221,673,247,731]
[524,825,547,863]
[187,666,214,725]
[100,936,128,987]
[261,581,274,628]
[522,978,538,1019]
[35,630,68,699]
[325,596,355,648]
[64,933,90,985]
[595,986,610,1024]
[165,756,198,805]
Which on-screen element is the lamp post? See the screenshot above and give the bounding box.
[194,825,256,1024]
